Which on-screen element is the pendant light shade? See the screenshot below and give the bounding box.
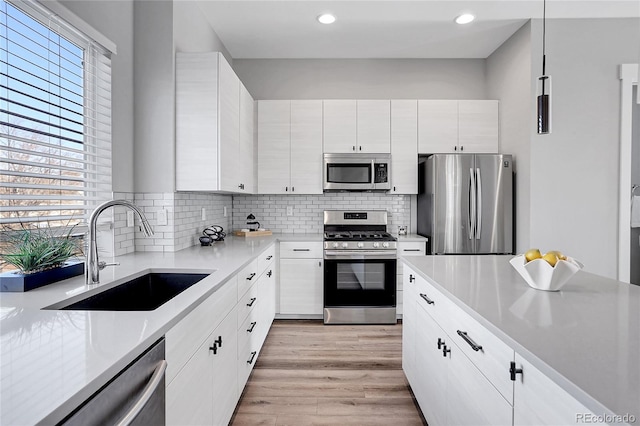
[537,0,551,134]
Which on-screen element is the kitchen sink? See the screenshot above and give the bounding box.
[57,272,211,311]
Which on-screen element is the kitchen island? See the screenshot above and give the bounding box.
[401,255,640,424]
[0,234,321,426]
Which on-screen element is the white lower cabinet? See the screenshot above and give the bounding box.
[396,241,426,318]
[279,242,323,316]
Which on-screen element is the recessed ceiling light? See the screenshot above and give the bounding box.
[455,13,475,25]
[317,13,336,25]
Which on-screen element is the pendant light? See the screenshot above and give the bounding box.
[537,0,551,134]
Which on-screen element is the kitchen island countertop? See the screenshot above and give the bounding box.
[0,233,320,426]
[401,255,640,422]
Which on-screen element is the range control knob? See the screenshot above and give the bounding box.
[357,242,364,248]
[373,242,380,248]
[332,242,339,248]
[382,242,389,248]
[342,242,349,248]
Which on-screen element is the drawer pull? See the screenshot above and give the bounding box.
[247,321,257,333]
[246,297,257,307]
[293,248,310,252]
[267,270,272,278]
[266,255,273,260]
[457,330,483,351]
[437,338,444,350]
[214,335,222,347]
[246,272,256,281]
[209,336,223,354]
[409,274,415,283]
[247,351,257,365]
[510,361,523,381]
[403,249,422,252]
[419,293,434,305]
[442,345,451,357]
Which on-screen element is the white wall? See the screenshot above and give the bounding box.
[529,18,640,278]
[486,22,532,253]
[233,59,487,100]
[60,0,135,193]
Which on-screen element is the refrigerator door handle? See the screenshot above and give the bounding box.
[469,168,476,239]
[476,168,482,239]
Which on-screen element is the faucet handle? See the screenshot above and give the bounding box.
[98,261,120,270]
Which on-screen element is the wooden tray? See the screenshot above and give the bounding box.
[234,230,273,237]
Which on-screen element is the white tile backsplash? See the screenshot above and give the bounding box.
[232,193,411,234]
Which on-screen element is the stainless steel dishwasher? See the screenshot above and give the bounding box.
[61,338,166,426]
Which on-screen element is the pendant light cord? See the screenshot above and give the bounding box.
[542,0,547,75]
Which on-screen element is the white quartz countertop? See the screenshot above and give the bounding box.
[401,255,640,421]
[0,234,320,426]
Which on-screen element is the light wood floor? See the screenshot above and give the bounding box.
[230,320,426,426]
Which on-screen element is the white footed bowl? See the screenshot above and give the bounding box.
[509,254,583,291]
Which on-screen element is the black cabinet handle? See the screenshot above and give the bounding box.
[292,187,295,192]
[246,273,256,281]
[454,146,458,151]
[293,248,310,251]
[420,293,435,305]
[460,146,464,151]
[442,345,451,357]
[266,255,273,260]
[359,146,362,151]
[267,270,272,277]
[285,186,288,192]
[215,335,222,347]
[457,330,483,351]
[510,361,523,381]
[246,297,257,307]
[352,146,356,151]
[247,321,257,333]
[247,351,257,364]
[437,338,444,350]
[409,274,415,282]
[404,249,422,252]
[209,335,223,354]
[238,183,245,190]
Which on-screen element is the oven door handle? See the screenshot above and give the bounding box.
[324,250,397,260]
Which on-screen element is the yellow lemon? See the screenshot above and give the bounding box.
[547,250,567,261]
[524,248,542,263]
[542,252,558,267]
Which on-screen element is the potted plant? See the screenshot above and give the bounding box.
[0,223,84,292]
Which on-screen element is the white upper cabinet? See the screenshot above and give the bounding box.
[176,52,255,193]
[258,100,323,194]
[323,100,357,153]
[323,100,391,154]
[418,100,499,154]
[290,100,323,194]
[357,100,391,153]
[390,100,418,194]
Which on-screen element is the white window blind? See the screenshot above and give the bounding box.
[0,0,112,229]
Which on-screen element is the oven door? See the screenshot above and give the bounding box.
[323,251,397,308]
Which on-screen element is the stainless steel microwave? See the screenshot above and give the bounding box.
[323,153,391,192]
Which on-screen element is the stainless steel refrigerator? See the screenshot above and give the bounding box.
[418,154,513,254]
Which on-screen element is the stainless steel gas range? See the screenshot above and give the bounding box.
[323,210,397,325]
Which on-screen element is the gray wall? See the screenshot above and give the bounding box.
[528,18,640,278]
[486,22,532,254]
[233,59,487,100]
[60,0,135,193]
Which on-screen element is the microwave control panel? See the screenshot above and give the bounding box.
[374,163,388,183]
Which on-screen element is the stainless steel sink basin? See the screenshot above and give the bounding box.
[58,272,210,311]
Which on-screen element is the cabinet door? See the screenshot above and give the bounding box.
[239,83,255,193]
[290,100,323,194]
[211,310,239,426]
[218,55,240,192]
[401,266,418,385]
[446,341,513,425]
[357,100,390,153]
[323,100,357,153]
[513,354,594,426]
[390,100,418,194]
[258,100,290,194]
[414,299,448,426]
[257,265,276,345]
[458,100,499,153]
[418,100,458,154]
[279,258,323,315]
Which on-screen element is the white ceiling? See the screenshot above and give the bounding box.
[195,0,640,59]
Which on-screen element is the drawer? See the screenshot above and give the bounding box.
[165,276,237,384]
[279,241,323,258]
[237,338,260,391]
[237,280,258,328]
[413,272,453,333]
[237,259,258,299]
[237,308,259,356]
[257,244,276,277]
[444,302,515,404]
[398,241,426,255]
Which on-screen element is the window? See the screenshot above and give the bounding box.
[0,0,112,230]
